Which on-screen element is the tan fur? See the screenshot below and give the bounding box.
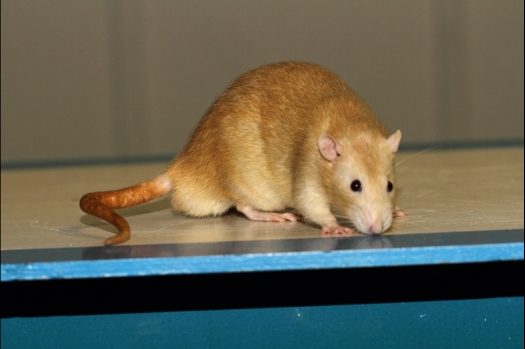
[80,62,403,245]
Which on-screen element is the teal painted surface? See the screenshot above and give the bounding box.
[2,297,523,348]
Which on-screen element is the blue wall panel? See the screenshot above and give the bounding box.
[2,297,523,349]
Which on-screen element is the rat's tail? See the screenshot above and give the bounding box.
[79,174,172,245]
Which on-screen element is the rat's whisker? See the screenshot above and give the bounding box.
[395,147,433,168]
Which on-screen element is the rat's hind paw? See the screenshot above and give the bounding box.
[237,206,300,222]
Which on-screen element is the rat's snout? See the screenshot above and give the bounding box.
[366,220,383,235]
[352,214,384,235]
[357,209,391,235]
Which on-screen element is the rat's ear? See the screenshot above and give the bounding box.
[387,130,402,153]
[319,133,343,162]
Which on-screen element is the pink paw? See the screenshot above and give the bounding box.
[394,206,408,218]
[266,212,301,222]
[237,206,300,222]
[321,226,353,235]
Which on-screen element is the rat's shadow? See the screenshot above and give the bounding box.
[79,197,172,233]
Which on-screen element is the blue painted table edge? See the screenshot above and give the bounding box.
[2,229,523,281]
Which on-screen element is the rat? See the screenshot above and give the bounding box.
[80,61,407,245]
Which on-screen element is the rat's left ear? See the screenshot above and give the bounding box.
[319,133,343,162]
[387,130,402,153]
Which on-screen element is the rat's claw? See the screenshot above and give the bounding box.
[394,206,408,218]
[321,226,353,235]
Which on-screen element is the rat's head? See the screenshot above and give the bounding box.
[318,129,401,234]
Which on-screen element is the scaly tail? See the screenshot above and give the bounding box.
[79,174,172,245]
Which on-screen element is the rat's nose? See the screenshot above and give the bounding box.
[367,221,383,235]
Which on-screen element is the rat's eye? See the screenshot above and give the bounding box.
[387,181,394,193]
[350,180,362,192]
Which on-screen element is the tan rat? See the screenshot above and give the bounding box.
[80,62,406,245]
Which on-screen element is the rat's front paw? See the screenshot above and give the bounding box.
[321,226,353,235]
[394,206,408,218]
